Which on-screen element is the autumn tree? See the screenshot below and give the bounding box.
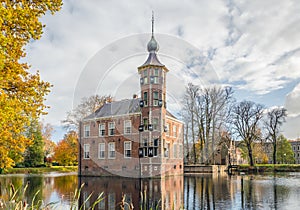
[53,131,78,166]
[0,1,62,169]
[231,101,264,166]
[264,107,287,164]
[63,95,113,131]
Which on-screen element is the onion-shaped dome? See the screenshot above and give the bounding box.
[147,36,159,52]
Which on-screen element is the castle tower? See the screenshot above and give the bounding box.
[138,14,183,177]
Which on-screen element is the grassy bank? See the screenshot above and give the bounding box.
[238,164,300,173]
[2,166,78,174]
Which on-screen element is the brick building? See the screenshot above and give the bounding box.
[79,17,184,178]
[290,139,300,164]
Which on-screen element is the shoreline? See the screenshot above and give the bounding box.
[1,166,78,175]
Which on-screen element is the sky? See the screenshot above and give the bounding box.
[25,0,300,142]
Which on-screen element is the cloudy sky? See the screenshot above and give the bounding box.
[25,0,300,141]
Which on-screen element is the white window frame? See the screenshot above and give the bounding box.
[109,122,115,136]
[99,124,105,137]
[124,141,132,158]
[84,125,90,137]
[173,125,177,137]
[108,142,116,159]
[84,144,90,159]
[164,143,170,158]
[144,76,148,84]
[98,143,105,159]
[166,123,170,136]
[153,91,159,106]
[124,120,131,134]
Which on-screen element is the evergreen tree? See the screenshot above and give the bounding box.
[24,121,45,167]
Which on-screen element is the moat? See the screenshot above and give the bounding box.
[1,172,300,209]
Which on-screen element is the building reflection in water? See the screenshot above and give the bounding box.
[78,175,184,210]
[0,173,299,209]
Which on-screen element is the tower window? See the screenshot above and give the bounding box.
[154,138,159,147]
[143,69,148,76]
[143,118,148,131]
[153,91,159,106]
[143,70,148,84]
[143,92,148,106]
[153,118,159,130]
[143,138,148,147]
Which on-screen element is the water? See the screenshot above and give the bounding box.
[1,172,300,209]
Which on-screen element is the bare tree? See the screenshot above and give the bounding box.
[62,95,113,132]
[40,122,55,159]
[183,83,199,163]
[194,86,234,164]
[182,83,234,165]
[231,101,264,166]
[208,86,234,164]
[264,107,287,164]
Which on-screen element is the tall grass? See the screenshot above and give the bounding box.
[0,183,184,210]
[0,183,57,209]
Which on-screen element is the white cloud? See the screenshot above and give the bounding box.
[282,83,300,139]
[22,0,300,140]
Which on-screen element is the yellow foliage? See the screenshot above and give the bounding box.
[0,0,62,169]
[53,131,78,166]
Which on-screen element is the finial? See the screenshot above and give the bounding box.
[151,11,154,37]
[147,11,159,52]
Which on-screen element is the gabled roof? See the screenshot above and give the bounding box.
[84,98,140,120]
[166,110,176,119]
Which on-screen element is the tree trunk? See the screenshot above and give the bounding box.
[248,144,254,166]
[185,122,190,164]
[273,143,276,164]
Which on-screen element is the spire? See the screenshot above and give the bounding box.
[151,11,154,37]
[147,11,159,53]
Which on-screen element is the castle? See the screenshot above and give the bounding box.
[79,16,184,178]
